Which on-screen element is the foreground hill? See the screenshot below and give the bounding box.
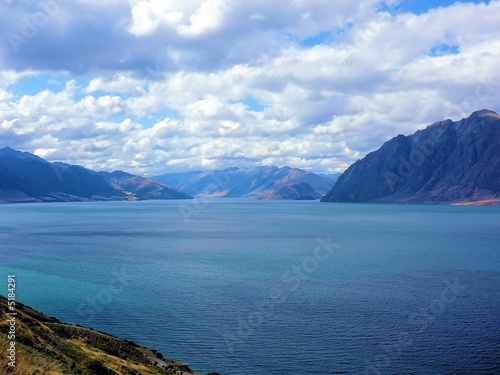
[153,167,338,199]
[0,295,219,375]
[321,110,500,204]
[0,147,192,203]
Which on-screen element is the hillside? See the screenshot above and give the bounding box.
[98,171,192,200]
[321,110,500,204]
[0,148,192,203]
[258,182,322,200]
[0,295,219,375]
[153,167,338,199]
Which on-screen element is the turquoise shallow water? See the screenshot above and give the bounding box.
[0,200,499,374]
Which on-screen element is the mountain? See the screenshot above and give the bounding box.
[259,182,322,200]
[153,166,337,199]
[0,147,192,203]
[0,295,217,375]
[98,171,192,200]
[321,110,500,205]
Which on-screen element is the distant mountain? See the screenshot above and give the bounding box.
[153,166,337,199]
[259,182,322,200]
[98,170,192,200]
[0,147,192,203]
[321,110,500,205]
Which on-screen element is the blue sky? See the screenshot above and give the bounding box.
[0,0,498,175]
[382,0,490,14]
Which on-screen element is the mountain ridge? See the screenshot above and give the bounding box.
[321,109,500,205]
[153,167,338,199]
[0,148,193,203]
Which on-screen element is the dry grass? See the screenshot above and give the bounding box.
[0,334,61,374]
[0,295,194,375]
[451,198,500,206]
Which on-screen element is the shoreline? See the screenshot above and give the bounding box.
[0,295,213,375]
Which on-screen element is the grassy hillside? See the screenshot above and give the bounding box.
[0,295,216,375]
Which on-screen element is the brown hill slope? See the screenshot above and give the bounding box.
[0,295,215,375]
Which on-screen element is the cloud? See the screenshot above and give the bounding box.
[0,0,498,175]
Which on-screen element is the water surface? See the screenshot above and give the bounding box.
[0,200,499,374]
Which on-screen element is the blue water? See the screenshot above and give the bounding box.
[0,200,499,374]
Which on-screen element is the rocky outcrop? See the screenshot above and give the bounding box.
[321,110,500,204]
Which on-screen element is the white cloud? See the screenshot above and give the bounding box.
[85,75,145,94]
[177,0,233,37]
[0,1,499,175]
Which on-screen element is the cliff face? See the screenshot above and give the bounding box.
[321,110,500,204]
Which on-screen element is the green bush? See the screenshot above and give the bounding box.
[82,359,117,375]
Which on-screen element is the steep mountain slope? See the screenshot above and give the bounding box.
[0,148,192,203]
[321,110,500,204]
[153,166,337,199]
[259,182,322,200]
[0,147,126,203]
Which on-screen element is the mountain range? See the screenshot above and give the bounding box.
[153,167,339,199]
[0,147,192,203]
[1,109,498,205]
[321,109,500,205]
[0,147,337,203]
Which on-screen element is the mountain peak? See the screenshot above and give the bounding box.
[153,166,337,198]
[0,146,46,162]
[0,146,19,155]
[110,170,133,177]
[470,109,500,119]
[322,110,500,205]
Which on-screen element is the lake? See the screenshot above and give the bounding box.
[0,199,499,374]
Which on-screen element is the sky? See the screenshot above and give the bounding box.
[0,0,499,175]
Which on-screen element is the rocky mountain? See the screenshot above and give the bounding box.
[153,166,337,199]
[259,182,322,200]
[0,295,212,375]
[0,147,192,203]
[98,170,192,200]
[321,109,500,205]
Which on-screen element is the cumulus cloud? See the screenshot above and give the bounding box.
[0,0,499,175]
